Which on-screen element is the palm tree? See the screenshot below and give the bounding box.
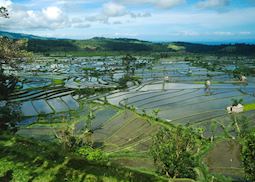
[162,77,166,91]
[103,96,108,104]
[197,127,205,138]
[210,120,217,142]
[148,65,153,78]
[231,114,241,135]
[54,122,76,151]
[122,54,132,74]
[86,109,95,132]
[231,98,243,106]
[152,109,160,120]
[142,109,146,116]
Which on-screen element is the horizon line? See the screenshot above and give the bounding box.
[1,30,255,45]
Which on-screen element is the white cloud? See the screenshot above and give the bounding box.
[197,0,230,9]
[85,2,150,24]
[0,0,12,7]
[239,31,251,35]
[72,23,91,28]
[0,2,90,30]
[156,0,186,8]
[1,0,254,42]
[85,15,109,23]
[213,31,234,36]
[0,0,95,31]
[130,12,151,18]
[42,7,62,20]
[175,31,200,36]
[115,0,185,9]
[113,32,139,37]
[132,7,255,30]
[113,21,122,24]
[103,2,127,17]
[173,31,253,37]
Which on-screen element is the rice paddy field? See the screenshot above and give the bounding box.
[107,81,255,135]
[1,55,255,181]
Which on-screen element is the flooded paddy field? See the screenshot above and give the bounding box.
[1,54,255,180]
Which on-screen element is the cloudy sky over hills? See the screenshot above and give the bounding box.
[0,0,255,42]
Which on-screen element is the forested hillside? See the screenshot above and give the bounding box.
[1,31,255,55]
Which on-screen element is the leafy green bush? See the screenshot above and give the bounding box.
[118,74,141,88]
[151,126,203,179]
[53,79,64,85]
[0,103,21,132]
[77,146,108,161]
[231,98,243,106]
[241,129,255,181]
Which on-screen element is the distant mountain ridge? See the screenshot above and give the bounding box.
[1,30,255,55]
[0,30,57,40]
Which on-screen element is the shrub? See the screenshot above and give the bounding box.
[241,130,255,181]
[0,103,21,132]
[53,79,64,85]
[151,126,202,179]
[231,98,243,106]
[77,146,108,161]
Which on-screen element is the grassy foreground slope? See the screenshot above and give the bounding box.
[0,132,167,182]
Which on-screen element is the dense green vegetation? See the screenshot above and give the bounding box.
[241,129,255,181]
[26,37,168,53]
[26,39,255,56]
[0,35,31,131]
[151,127,203,179]
[173,42,255,56]
[0,132,166,182]
[0,37,31,99]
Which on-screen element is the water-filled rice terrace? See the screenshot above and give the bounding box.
[3,56,255,178]
[107,81,255,137]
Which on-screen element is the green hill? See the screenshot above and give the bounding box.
[26,37,169,53]
[0,30,56,40]
[1,31,255,55]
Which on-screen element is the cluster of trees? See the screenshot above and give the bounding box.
[151,114,255,181]
[118,54,142,88]
[151,126,203,179]
[53,110,107,161]
[0,7,31,131]
[241,129,255,181]
[229,114,255,181]
[25,37,170,53]
[173,42,255,56]
[232,66,255,77]
[27,39,79,53]
[54,108,95,151]
[0,38,31,98]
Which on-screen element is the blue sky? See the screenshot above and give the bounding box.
[0,0,255,43]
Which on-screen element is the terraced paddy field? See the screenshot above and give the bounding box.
[16,103,161,173]
[2,56,255,181]
[107,81,255,136]
[204,139,245,180]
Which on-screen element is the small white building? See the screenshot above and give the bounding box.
[164,76,169,82]
[205,80,211,87]
[240,75,247,82]
[227,104,244,114]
